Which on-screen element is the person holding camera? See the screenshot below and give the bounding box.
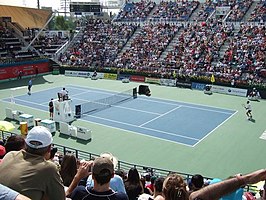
[0,126,65,200]
[70,157,129,200]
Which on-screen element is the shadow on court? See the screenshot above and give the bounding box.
[59,133,91,144]
[0,76,51,89]
[249,118,256,123]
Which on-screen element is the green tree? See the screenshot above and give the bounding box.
[55,16,69,30]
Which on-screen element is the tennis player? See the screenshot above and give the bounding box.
[244,101,252,120]
[27,79,33,95]
[49,98,54,120]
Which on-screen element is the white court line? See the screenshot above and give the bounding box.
[67,85,115,96]
[140,98,233,115]
[12,98,48,108]
[191,110,238,147]
[84,114,199,141]
[78,117,194,147]
[139,106,181,127]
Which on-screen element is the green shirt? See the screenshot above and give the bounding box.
[0,150,65,200]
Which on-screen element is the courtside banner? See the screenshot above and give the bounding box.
[104,73,117,80]
[176,80,191,88]
[0,61,49,80]
[145,77,161,84]
[118,74,131,80]
[160,79,176,86]
[191,82,206,90]
[130,75,145,82]
[65,70,90,77]
[211,85,247,97]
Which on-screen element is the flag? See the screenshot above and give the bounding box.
[211,74,215,83]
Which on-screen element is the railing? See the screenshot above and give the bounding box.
[0,130,258,192]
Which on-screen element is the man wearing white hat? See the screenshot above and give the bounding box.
[0,126,65,200]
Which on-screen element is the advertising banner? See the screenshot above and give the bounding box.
[176,80,191,88]
[211,85,247,97]
[0,61,50,80]
[118,74,131,80]
[65,70,91,77]
[130,75,145,82]
[104,73,117,80]
[160,79,176,87]
[191,82,206,90]
[145,77,161,84]
[65,70,104,79]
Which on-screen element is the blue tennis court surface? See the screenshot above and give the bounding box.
[2,85,236,146]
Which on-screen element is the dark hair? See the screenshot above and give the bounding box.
[93,169,112,185]
[50,147,58,159]
[127,168,140,184]
[25,144,50,156]
[60,154,77,187]
[154,177,165,193]
[5,135,25,153]
[191,174,204,189]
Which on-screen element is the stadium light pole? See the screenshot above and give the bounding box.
[37,0,40,9]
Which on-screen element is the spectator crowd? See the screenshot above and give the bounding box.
[1,128,266,200]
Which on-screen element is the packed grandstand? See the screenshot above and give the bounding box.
[0,0,266,199]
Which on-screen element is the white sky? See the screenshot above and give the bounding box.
[0,0,61,10]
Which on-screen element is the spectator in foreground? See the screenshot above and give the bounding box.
[124,168,143,200]
[0,126,65,200]
[86,152,127,194]
[189,169,266,200]
[4,135,25,153]
[70,157,129,200]
[60,153,78,187]
[138,177,165,200]
[153,177,165,200]
[0,145,6,162]
[188,174,204,194]
[163,173,189,200]
[0,184,31,200]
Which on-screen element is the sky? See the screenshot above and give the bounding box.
[0,0,61,9]
[0,0,122,12]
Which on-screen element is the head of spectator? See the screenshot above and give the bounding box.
[92,156,114,187]
[154,177,164,194]
[190,174,204,192]
[25,126,53,157]
[60,153,78,187]
[4,135,25,153]
[163,173,189,200]
[0,145,6,161]
[116,169,126,180]
[100,152,118,169]
[127,168,141,184]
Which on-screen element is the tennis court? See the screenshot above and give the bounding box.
[0,75,266,179]
[2,84,236,146]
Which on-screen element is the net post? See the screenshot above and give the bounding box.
[133,87,137,99]
[75,105,81,118]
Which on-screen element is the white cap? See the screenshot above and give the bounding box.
[25,126,53,149]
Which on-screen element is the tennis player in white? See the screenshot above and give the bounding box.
[244,101,252,120]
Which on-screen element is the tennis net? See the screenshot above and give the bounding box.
[75,87,137,118]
